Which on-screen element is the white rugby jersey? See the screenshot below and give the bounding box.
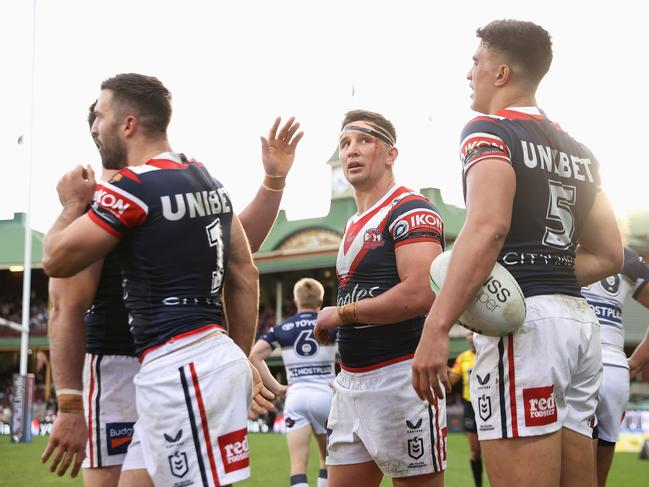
[581,247,649,367]
[261,311,337,386]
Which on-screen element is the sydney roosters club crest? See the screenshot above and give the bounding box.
[362,228,383,249]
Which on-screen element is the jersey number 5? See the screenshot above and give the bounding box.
[543,180,576,250]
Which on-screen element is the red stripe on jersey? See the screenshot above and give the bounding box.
[394,236,441,248]
[94,184,147,229]
[460,135,511,161]
[147,159,188,170]
[88,210,123,239]
[463,155,512,176]
[189,362,221,486]
[120,170,142,184]
[340,353,414,372]
[507,334,519,438]
[87,354,96,468]
[495,109,542,121]
[343,186,410,254]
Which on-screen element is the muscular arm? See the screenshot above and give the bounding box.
[239,183,284,253]
[412,160,515,402]
[575,191,623,286]
[223,214,259,356]
[355,241,442,324]
[249,340,285,394]
[44,213,118,278]
[629,284,649,376]
[426,161,515,332]
[42,260,103,477]
[48,261,103,391]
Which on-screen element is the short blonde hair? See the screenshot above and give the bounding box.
[293,278,325,310]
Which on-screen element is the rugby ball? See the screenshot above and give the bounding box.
[429,250,526,336]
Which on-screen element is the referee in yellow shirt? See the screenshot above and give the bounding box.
[449,332,482,487]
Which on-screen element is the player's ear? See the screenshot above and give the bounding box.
[495,64,511,87]
[386,146,398,167]
[122,115,138,138]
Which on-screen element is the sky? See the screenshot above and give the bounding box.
[0,0,647,234]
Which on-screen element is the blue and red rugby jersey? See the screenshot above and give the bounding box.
[88,152,233,357]
[335,185,445,370]
[460,107,602,298]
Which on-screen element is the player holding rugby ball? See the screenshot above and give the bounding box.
[412,20,622,487]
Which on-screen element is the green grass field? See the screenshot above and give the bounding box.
[0,433,646,486]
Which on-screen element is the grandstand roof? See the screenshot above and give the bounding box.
[0,213,44,269]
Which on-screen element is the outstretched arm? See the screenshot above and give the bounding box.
[239,117,303,252]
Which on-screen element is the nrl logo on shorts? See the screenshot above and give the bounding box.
[407,437,424,460]
[168,451,189,478]
[478,394,492,421]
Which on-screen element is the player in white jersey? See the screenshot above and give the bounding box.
[581,246,649,486]
[411,20,622,487]
[251,278,336,487]
[314,110,446,486]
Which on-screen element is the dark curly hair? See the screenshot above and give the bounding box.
[477,20,553,86]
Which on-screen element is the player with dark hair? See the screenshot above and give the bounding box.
[42,72,302,486]
[411,20,623,487]
[42,98,302,485]
[315,109,446,486]
[581,246,649,486]
[448,332,482,487]
[251,278,336,487]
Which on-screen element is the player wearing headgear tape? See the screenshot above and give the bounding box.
[42,72,302,487]
[314,110,446,486]
[411,20,623,487]
[581,246,649,486]
[251,278,336,487]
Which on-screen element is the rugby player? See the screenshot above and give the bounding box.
[251,278,336,487]
[581,246,649,486]
[314,110,446,486]
[411,20,623,487]
[448,332,482,487]
[42,73,301,486]
[42,98,303,485]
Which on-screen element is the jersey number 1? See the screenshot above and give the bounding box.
[206,218,224,294]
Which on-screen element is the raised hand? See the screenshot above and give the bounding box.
[260,117,304,178]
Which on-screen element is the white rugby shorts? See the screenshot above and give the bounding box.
[471,294,601,440]
[283,382,333,435]
[327,359,447,478]
[122,332,252,486]
[82,353,139,468]
[596,364,630,443]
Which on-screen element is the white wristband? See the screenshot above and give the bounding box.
[56,388,83,396]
